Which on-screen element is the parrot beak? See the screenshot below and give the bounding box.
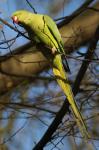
[11,16,19,24]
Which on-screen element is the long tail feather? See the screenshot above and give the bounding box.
[52,54,90,141]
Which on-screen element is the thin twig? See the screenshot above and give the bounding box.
[72,26,99,95]
[0,102,56,114]
[32,1,96,149]
[58,0,94,27]
[0,67,54,81]
[25,0,37,14]
[0,18,30,40]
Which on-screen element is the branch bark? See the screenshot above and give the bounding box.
[32,24,99,150]
[0,2,99,94]
[73,25,99,95]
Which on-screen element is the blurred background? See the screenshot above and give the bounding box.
[0,0,99,150]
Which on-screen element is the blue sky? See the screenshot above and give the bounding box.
[0,1,91,150]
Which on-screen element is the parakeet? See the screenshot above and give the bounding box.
[12,10,90,140]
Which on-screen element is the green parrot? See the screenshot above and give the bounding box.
[12,10,90,140]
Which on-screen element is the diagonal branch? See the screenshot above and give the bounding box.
[73,25,99,95]
[25,0,37,14]
[33,100,70,150]
[32,1,98,150]
[32,24,99,150]
[58,0,94,27]
[0,18,29,40]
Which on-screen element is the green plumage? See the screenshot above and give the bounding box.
[12,10,64,54]
[12,10,90,141]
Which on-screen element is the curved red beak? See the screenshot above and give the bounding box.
[11,16,19,24]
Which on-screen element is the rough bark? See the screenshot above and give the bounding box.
[0,2,99,94]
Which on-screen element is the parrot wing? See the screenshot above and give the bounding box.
[43,15,64,53]
[44,15,70,73]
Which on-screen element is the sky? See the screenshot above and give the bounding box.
[0,0,90,150]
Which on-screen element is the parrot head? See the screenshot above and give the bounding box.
[11,10,32,26]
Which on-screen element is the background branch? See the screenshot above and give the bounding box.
[32,2,99,149]
[0,2,99,95]
[32,25,99,150]
[73,26,99,95]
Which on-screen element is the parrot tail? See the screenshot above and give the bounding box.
[52,54,90,142]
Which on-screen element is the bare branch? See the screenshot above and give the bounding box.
[58,0,95,27]
[73,26,99,95]
[25,0,37,14]
[0,1,99,95]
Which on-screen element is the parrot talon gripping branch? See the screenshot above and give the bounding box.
[11,10,90,142]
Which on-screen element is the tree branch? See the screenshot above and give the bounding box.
[0,2,99,95]
[32,1,99,148]
[32,25,99,150]
[73,26,99,95]
[58,0,95,27]
[33,100,70,150]
[0,18,29,40]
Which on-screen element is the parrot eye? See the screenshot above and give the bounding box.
[11,16,19,24]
